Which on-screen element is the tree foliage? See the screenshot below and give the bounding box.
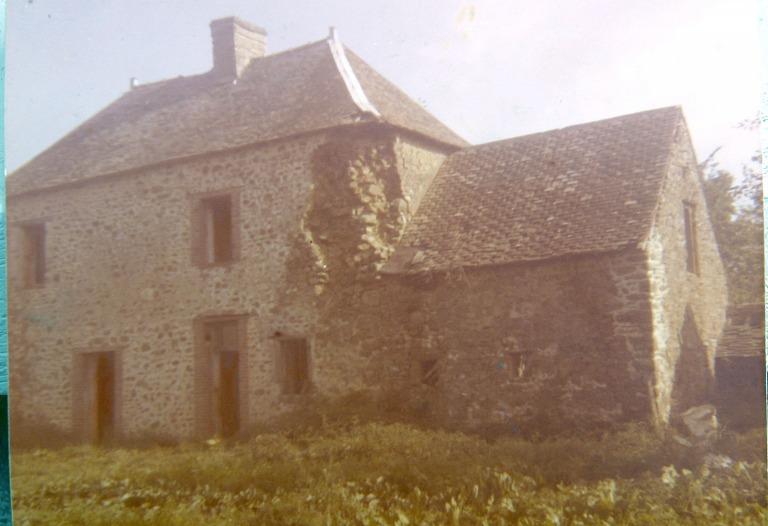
[701,139,764,305]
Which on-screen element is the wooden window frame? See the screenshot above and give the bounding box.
[191,189,242,267]
[275,337,312,396]
[21,222,46,287]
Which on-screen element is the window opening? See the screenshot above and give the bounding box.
[420,359,438,386]
[23,223,46,286]
[683,203,699,275]
[278,338,310,395]
[203,195,233,264]
[511,353,527,378]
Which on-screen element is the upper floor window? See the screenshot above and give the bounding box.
[192,191,240,266]
[22,223,46,287]
[683,202,699,275]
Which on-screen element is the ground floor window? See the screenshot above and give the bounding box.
[420,358,439,386]
[277,338,311,395]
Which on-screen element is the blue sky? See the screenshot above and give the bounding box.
[5,0,761,175]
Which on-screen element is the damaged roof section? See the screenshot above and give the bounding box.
[387,106,683,272]
[9,25,466,196]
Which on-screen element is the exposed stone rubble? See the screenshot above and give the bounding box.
[304,136,410,287]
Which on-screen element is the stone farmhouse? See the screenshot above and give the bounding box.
[7,17,727,443]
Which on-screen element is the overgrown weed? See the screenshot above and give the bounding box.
[12,421,767,525]
[11,393,768,524]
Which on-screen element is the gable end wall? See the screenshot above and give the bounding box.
[644,125,728,424]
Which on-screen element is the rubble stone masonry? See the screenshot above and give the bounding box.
[7,120,726,441]
[7,128,451,440]
[313,248,658,434]
[9,134,326,438]
[643,128,727,424]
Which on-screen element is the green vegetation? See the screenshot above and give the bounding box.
[11,411,767,525]
[701,121,763,305]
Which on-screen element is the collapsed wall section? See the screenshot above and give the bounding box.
[303,133,406,284]
[300,129,450,289]
[298,129,451,393]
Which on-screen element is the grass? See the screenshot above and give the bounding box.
[10,402,768,525]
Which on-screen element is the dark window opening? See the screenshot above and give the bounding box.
[278,338,310,395]
[420,359,438,386]
[203,195,233,264]
[683,203,699,275]
[23,224,46,286]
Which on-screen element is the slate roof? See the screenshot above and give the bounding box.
[8,37,466,196]
[388,106,683,271]
[718,304,765,359]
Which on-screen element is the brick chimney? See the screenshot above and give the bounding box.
[210,17,267,80]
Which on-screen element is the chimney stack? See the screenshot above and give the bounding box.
[210,17,267,80]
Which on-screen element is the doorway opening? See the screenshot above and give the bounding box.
[196,317,246,438]
[76,351,119,444]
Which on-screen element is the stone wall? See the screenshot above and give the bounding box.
[311,248,658,434]
[643,125,728,424]
[301,122,727,433]
[7,126,452,441]
[8,134,326,439]
[393,135,447,215]
[292,128,449,393]
[7,119,726,441]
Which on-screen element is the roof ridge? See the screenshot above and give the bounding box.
[127,38,335,93]
[460,106,683,153]
[9,28,467,194]
[640,107,685,250]
[557,105,681,132]
[341,48,468,148]
[326,30,382,118]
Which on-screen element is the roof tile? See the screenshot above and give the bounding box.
[9,39,466,195]
[718,304,765,358]
[391,106,682,271]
